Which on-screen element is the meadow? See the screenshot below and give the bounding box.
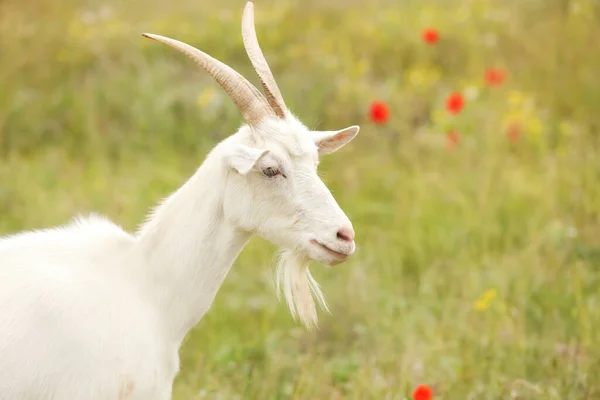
[2,0,600,398]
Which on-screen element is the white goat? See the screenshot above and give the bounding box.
[0,2,359,399]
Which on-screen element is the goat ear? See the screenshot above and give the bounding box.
[312,125,360,155]
[225,144,270,175]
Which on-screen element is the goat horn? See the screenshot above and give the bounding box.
[242,1,287,119]
[142,33,276,126]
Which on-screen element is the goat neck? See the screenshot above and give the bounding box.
[135,147,251,344]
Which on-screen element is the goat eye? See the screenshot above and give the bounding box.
[262,167,279,177]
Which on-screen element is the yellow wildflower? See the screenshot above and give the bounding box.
[474,288,497,311]
[197,87,217,108]
[405,66,441,88]
[526,117,543,135]
[508,90,525,109]
[406,68,425,87]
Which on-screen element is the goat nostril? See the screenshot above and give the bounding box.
[336,228,354,243]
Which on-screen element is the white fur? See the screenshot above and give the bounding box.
[275,249,330,329]
[0,113,359,399]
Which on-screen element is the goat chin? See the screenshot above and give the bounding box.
[275,249,330,329]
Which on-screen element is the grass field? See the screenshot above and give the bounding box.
[2,0,600,398]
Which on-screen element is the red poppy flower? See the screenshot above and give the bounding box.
[446,92,465,114]
[484,68,506,86]
[422,28,439,44]
[507,122,520,142]
[413,384,433,400]
[369,100,390,124]
[446,131,460,148]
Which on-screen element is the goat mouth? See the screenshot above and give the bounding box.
[310,240,349,259]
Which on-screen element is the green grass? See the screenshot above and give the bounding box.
[2,0,600,398]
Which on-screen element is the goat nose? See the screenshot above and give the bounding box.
[336,226,355,243]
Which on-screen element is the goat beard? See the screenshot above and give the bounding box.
[275,249,329,329]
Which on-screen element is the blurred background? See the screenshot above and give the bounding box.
[2,0,600,398]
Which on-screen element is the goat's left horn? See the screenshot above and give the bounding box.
[242,1,288,119]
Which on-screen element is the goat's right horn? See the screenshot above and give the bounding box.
[142,33,276,126]
[242,1,287,119]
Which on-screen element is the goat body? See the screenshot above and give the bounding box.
[0,217,176,399]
